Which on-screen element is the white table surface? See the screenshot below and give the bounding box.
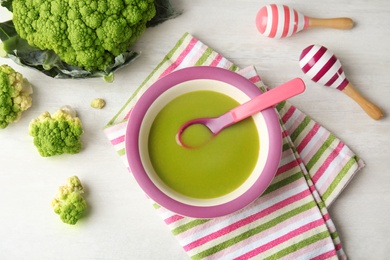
[1,0,389,259]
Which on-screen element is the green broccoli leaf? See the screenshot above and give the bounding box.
[0,0,13,12]
[148,0,182,27]
[0,19,15,39]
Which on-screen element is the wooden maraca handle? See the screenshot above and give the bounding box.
[342,83,383,120]
[308,17,354,30]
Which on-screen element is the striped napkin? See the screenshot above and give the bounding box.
[104,33,364,259]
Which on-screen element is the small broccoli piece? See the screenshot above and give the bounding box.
[51,176,87,225]
[0,64,33,129]
[90,98,105,109]
[29,106,83,157]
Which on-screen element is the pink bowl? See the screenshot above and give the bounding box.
[125,66,282,218]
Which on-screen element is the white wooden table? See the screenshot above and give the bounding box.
[1,0,389,259]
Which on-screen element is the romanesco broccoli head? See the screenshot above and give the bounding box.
[0,64,33,129]
[12,0,156,71]
[52,176,87,225]
[29,106,83,157]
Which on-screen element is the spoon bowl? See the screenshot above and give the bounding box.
[177,78,306,148]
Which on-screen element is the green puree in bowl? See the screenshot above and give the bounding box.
[148,90,259,199]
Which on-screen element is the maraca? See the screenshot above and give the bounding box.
[299,45,383,120]
[256,4,353,39]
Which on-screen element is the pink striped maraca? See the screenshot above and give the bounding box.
[256,4,353,39]
[300,45,383,120]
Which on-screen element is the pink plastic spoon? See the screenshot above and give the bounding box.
[299,44,383,120]
[177,78,306,147]
[256,4,353,39]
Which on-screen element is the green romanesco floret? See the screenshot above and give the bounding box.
[0,64,33,129]
[11,0,157,71]
[29,106,83,157]
[51,176,87,225]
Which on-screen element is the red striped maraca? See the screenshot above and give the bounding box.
[256,4,353,39]
[300,45,383,120]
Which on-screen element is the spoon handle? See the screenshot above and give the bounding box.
[342,83,384,120]
[230,78,306,122]
[307,17,354,30]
